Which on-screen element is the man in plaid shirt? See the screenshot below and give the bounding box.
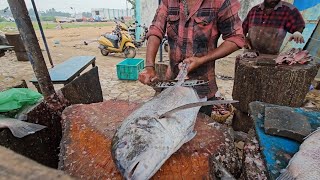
[138,0,245,115]
[242,0,305,54]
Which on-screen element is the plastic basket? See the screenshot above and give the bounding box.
[116,58,144,80]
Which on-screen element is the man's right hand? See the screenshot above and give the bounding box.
[289,31,305,44]
[138,67,157,85]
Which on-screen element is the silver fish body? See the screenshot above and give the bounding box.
[111,86,203,179]
[277,128,320,180]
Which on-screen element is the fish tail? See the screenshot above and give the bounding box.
[277,170,295,180]
[7,120,46,138]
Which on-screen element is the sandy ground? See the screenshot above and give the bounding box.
[0,24,240,103]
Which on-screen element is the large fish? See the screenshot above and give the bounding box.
[111,84,236,179]
[277,128,320,180]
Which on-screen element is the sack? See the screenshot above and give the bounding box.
[0,88,43,112]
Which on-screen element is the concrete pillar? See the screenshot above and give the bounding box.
[135,0,141,41]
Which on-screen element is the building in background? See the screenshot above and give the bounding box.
[91,8,134,21]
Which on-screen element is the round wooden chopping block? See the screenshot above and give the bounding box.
[59,100,240,179]
[232,55,319,113]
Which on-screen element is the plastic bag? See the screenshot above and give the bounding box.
[0,88,43,112]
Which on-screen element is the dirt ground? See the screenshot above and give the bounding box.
[0,24,240,102]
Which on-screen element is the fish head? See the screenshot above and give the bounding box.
[111,116,170,180]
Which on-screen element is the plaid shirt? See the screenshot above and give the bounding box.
[147,0,245,98]
[242,1,305,54]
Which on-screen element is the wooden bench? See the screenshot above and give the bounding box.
[30,56,96,92]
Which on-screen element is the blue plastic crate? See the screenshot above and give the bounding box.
[116,58,145,80]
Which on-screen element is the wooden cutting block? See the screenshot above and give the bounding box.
[0,146,73,179]
[233,54,319,113]
[59,100,240,179]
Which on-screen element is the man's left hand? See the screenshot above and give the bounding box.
[289,31,305,44]
[183,56,204,73]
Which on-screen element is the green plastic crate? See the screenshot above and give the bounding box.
[116,58,145,80]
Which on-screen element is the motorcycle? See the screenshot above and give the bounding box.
[97,21,136,58]
[115,18,148,48]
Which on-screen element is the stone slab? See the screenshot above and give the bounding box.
[264,107,312,142]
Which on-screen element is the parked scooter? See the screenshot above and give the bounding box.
[96,20,136,58]
[115,18,148,48]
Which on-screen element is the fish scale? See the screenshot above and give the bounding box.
[277,128,320,180]
[111,85,202,179]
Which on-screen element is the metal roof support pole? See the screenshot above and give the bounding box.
[31,0,54,68]
[135,0,141,41]
[7,0,56,98]
[158,0,163,62]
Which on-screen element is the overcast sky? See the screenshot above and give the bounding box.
[0,0,132,13]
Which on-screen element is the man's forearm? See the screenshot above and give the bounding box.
[146,36,161,67]
[199,41,239,64]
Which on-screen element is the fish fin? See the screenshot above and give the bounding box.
[159,100,238,118]
[172,131,197,153]
[184,131,197,143]
[277,169,295,180]
[6,119,46,138]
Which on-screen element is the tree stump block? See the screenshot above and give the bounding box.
[59,100,240,179]
[0,146,73,179]
[232,55,320,113]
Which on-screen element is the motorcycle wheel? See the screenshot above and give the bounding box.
[135,42,142,48]
[100,49,109,56]
[124,47,136,58]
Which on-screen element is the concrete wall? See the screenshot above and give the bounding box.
[91,8,134,20]
[140,0,158,27]
[239,0,263,20]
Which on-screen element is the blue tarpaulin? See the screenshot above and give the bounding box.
[249,102,320,179]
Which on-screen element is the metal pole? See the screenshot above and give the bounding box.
[126,0,128,16]
[159,40,163,62]
[135,0,141,41]
[158,0,163,62]
[8,0,56,98]
[31,0,54,68]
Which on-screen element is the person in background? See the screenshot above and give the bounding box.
[242,0,305,54]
